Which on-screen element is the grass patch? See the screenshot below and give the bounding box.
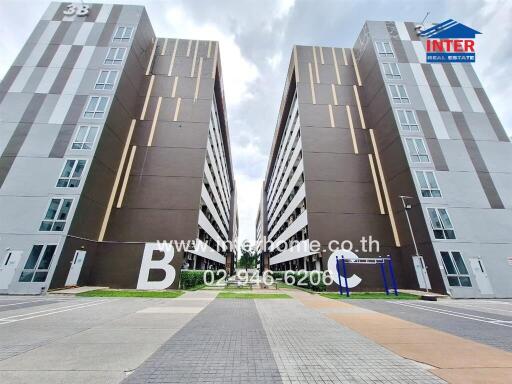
[321,292,419,300]
[76,289,184,298]
[218,292,291,299]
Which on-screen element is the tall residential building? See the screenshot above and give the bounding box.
[0,2,237,295]
[258,21,512,298]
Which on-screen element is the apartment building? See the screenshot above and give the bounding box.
[0,2,237,294]
[258,21,512,298]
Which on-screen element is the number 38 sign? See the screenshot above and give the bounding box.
[63,3,90,17]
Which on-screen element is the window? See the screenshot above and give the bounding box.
[104,47,126,64]
[406,138,429,163]
[397,110,419,131]
[389,84,409,103]
[39,198,73,232]
[427,208,455,239]
[56,159,86,188]
[376,41,394,57]
[72,125,99,150]
[416,171,441,197]
[83,96,108,119]
[440,251,471,287]
[94,70,118,90]
[19,245,57,283]
[383,62,401,79]
[113,26,133,42]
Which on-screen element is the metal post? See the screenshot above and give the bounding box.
[400,195,429,293]
[388,256,398,296]
[379,259,389,295]
[400,196,420,257]
[336,256,343,295]
[341,256,349,297]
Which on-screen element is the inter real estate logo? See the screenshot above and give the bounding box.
[419,19,481,63]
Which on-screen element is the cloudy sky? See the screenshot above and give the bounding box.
[1,0,510,244]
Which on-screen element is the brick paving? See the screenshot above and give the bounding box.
[256,299,444,384]
[122,298,283,384]
[122,295,444,384]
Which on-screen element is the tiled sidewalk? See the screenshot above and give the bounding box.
[256,299,443,384]
[122,293,443,384]
[123,298,282,384]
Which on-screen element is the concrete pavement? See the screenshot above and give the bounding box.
[0,291,216,383]
[122,291,442,384]
[349,298,512,352]
[0,290,511,383]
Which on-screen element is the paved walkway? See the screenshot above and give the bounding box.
[0,291,216,383]
[123,291,442,384]
[1,290,511,383]
[291,291,512,384]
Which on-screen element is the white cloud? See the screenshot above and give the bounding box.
[276,0,296,18]
[162,5,259,108]
[266,51,283,70]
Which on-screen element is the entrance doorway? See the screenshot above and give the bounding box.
[65,250,86,286]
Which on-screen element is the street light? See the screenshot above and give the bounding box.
[399,195,429,293]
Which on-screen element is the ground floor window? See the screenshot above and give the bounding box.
[19,245,57,283]
[440,251,471,287]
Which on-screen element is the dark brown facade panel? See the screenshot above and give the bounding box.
[105,208,199,242]
[122,175,202,210]
[355,38,380,84]
[80,158,117,207]
[363,85,391,129]
[370,110,400,151]
[376,135,413,181]
[93,124,125,172]
[302,127,370,155]
[102,98,135,142]
[69,195,109,240]
[307,212,398,249]
[49,237,98,289]
[133,121,209,149]
[306,180,384,215]
[130,147,206,178]
[303,152,372,183]
[359,61,385,107]
[89,243,183,289]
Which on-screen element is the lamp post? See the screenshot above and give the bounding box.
[399,195,429,293]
